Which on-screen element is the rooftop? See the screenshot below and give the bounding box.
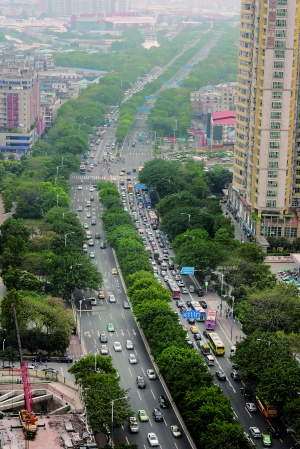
[212,110,236,125]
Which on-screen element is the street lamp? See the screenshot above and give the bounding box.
[230,296,235,340]
[84,116,91,124]
[220,273,224,315]
[62,211,73,219]
[111,396,128,442]
[56,165,65,175]
[256,338,272,347]
[172,128,176,140]
[54,176,63,185]
[172,194,181,199]
[181,213,191,225]
[162,178,171,183]
[56,194,59,207]
[64,232,75,246]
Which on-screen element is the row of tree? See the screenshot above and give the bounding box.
[144,164,300,435]
[97,181,253,449]
[115,30,213,142]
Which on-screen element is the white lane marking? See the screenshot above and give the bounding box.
[121,329,125,337]
[121,312,124,320]
[127,329,131,336]
[151,389,156,400]
[132,329,136,336]
[141,366,145,376]
[137,390,142,401]
[128,367,132,377]
[245,407,253,418]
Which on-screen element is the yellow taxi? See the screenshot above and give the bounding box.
[98,290,105,299]
[111,268,118,275]
[190,325,199,334]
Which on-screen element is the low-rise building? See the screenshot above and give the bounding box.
[191,83,236,118]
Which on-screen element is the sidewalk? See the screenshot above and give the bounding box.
[68,335,83,362]
[202,288,245,346]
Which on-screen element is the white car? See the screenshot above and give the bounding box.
[125,340,134,349]
[109,294,116,303]
[246,403,257,413]
[249,427,261,438]
[89,187,94,192]
[128,353,137,364]
[147,369,157,379]
[113,342,122,352]
[148,433,159,447]
[100,345,108,355]
[78,185,83,190]
[170,425,181,438]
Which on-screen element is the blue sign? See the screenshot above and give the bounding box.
[180,65,194,69]
[181,266,195,275]
[176,82,183,85]
[162,81,172,85]
[145,96,158,100]
[182,311,200,319]
[137,107,150,111]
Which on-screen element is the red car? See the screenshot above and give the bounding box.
[90,196,94,201]
[87,167,92,172]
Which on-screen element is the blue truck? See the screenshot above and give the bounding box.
[145,195,152,208]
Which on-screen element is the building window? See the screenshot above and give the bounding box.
[267,190,277,197]
[275,29,286,37]
[273,71,284,78]
[271,101,282,109]
[270,132,280,139]
[269,151,279,158]
[268,181,278,187]
[284,228,298,237]
[271,121,281,129]
[270,142,280,150]
[271,111,281,119]
[276,19,286,26]
[268,171,278,178]
[277,0,287,4]
[273,61,284,68]
[266,200,277,207]
[273,82,283,89]
[274,50,285,58]
[275,40,286,47]
[269,161,279,168]
[276,8,287,16]
[272,91,282,98]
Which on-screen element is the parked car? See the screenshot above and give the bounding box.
[57,356,73,363]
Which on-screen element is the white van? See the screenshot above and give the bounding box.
[138,229,144,235]
[83,244,88,253]
[161,262,167,270]
[229,345,236,358]
[189,285,195,293]
[205,355,215,366]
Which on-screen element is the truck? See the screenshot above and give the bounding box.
[154,250,160,260]
[127,185,133,193]
[128,417,139,433]
[201,343,211,355]
[145,195,152,208]
[138,135,143,142]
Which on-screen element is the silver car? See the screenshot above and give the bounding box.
[128,353,137,364]
[147,369,157,379]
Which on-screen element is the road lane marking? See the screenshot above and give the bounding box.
[89,320,92,326]
[127,329,130,336]
[94,338,96,345]
[128,367,132,377]
[245,408,253,418]
[120,329,124,336]
[121,312,124,320]
[149,418,153,427]
[228,380,236,393]
[132,329,136,336]
[125,437,130,445]
[151,389,156,399]
[141,366,145,376]
[137,390,142,401]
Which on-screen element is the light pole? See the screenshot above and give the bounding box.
[56,194,59,207]
[220,273,224,315]
[62,211,73,219]
[172,194,181,199]
[162,178,171,183]
[181,212,191,225]
[64,232,75,246]
[111,396,128,442]
[54,176,63,185]
[84,116,91,124]
[56,165,64,175]
[172,128,176,141]
[257,338,271,347]
[230,296,235,341]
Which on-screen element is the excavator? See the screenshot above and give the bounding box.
[12,304,38,440]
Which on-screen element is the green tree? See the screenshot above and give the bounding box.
[3,346,19,365]
[0,289,25,331]
[207,166,233,192]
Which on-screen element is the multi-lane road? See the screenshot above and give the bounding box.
[65,37,299,449]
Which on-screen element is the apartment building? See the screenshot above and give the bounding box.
[0,64,42,153]
[229,0,300,242]
[40,0,131,15]
[191,83,236,117]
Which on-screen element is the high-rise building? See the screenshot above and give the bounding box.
[0,64,42,154]
[229,0,300,242]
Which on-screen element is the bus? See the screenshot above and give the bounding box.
[80,164,86,175]
[149,211,158,221]
[207,332,225,356]
[206,309,217,331]
[255,396,278,418]
[190,301,206,322]
[167,280,181,299]
[145,195,152,208]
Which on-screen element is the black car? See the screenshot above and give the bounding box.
[203,330,209,338]
[32,356,51,363]
[267,426,281,439]
[187,318,196,324]
[100,334,107,343]
[216,371,226,381]
[186,300,191,308]
[95,232,101,239]
[57,356,73,363]
[158,395,169,408]
[132,168,136,172]
[152,408,163,422]
[199,300,207,308]
[136,376,146,389]
[123,301,130,309]
[193,333,201,341]
[197,289,204,297]
[240,387,252,398]
[91,220,96,226]
[100,242,106,248]
[127,171,131,175]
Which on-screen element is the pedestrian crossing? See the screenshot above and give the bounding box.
[70,175,106,180]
